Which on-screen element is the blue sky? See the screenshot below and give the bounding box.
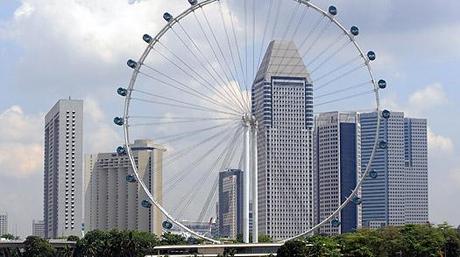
[0,0,459,236]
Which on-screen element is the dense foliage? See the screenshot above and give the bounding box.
[277,224,460,257]
[22,236,56,257]
[5,224,459,257]
[1,234,20,240]
[73,230,184,257]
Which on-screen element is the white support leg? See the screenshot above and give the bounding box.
[243,123,250,243]
[251,126,258,243]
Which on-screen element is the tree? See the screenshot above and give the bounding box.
[67,235,80,242]
[277,240,309,257]
[56,245,74,257]
[73,230,160,257]
[123,230,160,257]
[305,236,341,257]
[74,230,110,257]
[337,224,458,257]
[1,234,19,240]
[22,236,56,257]
[438,223,460,257]
[258,234,273,243]
[339,230,376,257]
[399,224,444,257]
[160,232,187,245]
[378,226,407,256]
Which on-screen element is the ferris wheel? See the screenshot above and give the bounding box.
[114,0,389,244]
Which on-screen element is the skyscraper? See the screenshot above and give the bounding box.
[0,214,7,236]
[360,111,405,228]
[32,220,45,238]
[218,169,243,239]
[84,139,164,236]
[252,40,314,239]
[360,111,428,227]
[314,112,362,235]
[404,118,428,224]
[44,99,83,238]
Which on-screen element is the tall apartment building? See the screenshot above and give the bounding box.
[314,112,362,235]
[360,111,428,227]
[32,220,45,238]
[404,118,428,224]
[0,214,7,235]
[84,139,164,236]
[44,99,83,238]
[218,169,243,239]
[252,40,314,239]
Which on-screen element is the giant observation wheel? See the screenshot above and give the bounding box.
[114,0,390,244]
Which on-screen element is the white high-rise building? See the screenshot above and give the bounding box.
[404,118,428,224]
[44,99,83,238]
[84,139,164,236]
[314,112,362,235]
[252,40,314,240]
[0,214,7,235]
[360,111,428,227]
[32,220,45,238]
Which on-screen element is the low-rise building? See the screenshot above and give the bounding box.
[32,220,45,238]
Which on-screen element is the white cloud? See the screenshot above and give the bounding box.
[83,97,123,154]
[14,2,34,19]
[0,100,123,177]
[408,83,448,112]
[3,0,185,63]
[382,84,454,156]
[0,106,43,178]
[84,97,105,123]
[382,83,449,117]
[428,127,454,155]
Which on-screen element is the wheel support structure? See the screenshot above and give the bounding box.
[242,113,258,243]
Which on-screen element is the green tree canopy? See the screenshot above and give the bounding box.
[22,236,56,257]
[277,240,309,257]
[0,233,19,240]
[160,232,187,245]
[74,230,160,257]
[258,234,273,243]
[278,224,460,257]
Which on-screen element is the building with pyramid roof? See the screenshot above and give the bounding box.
[252,40,314,239]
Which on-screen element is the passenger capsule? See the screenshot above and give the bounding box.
[367,51,376,61]
[126,175,136,183]
[127,59,137,69]
[350,26,359,36]
[188,0,198,5]
[117,87,128,97]
[369,169,378,179]
[328,6,338,16]
[379,140,388,149]
[352,196,362,205]
[382,110,391,119]
[113,117,124,126]
[162,220,173,230]
[331,218,341,227]
[143,34,153,44]
[141,200,152,208]
[163,12,173,22]
[378,79,387,89]
[116,146,126,155]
